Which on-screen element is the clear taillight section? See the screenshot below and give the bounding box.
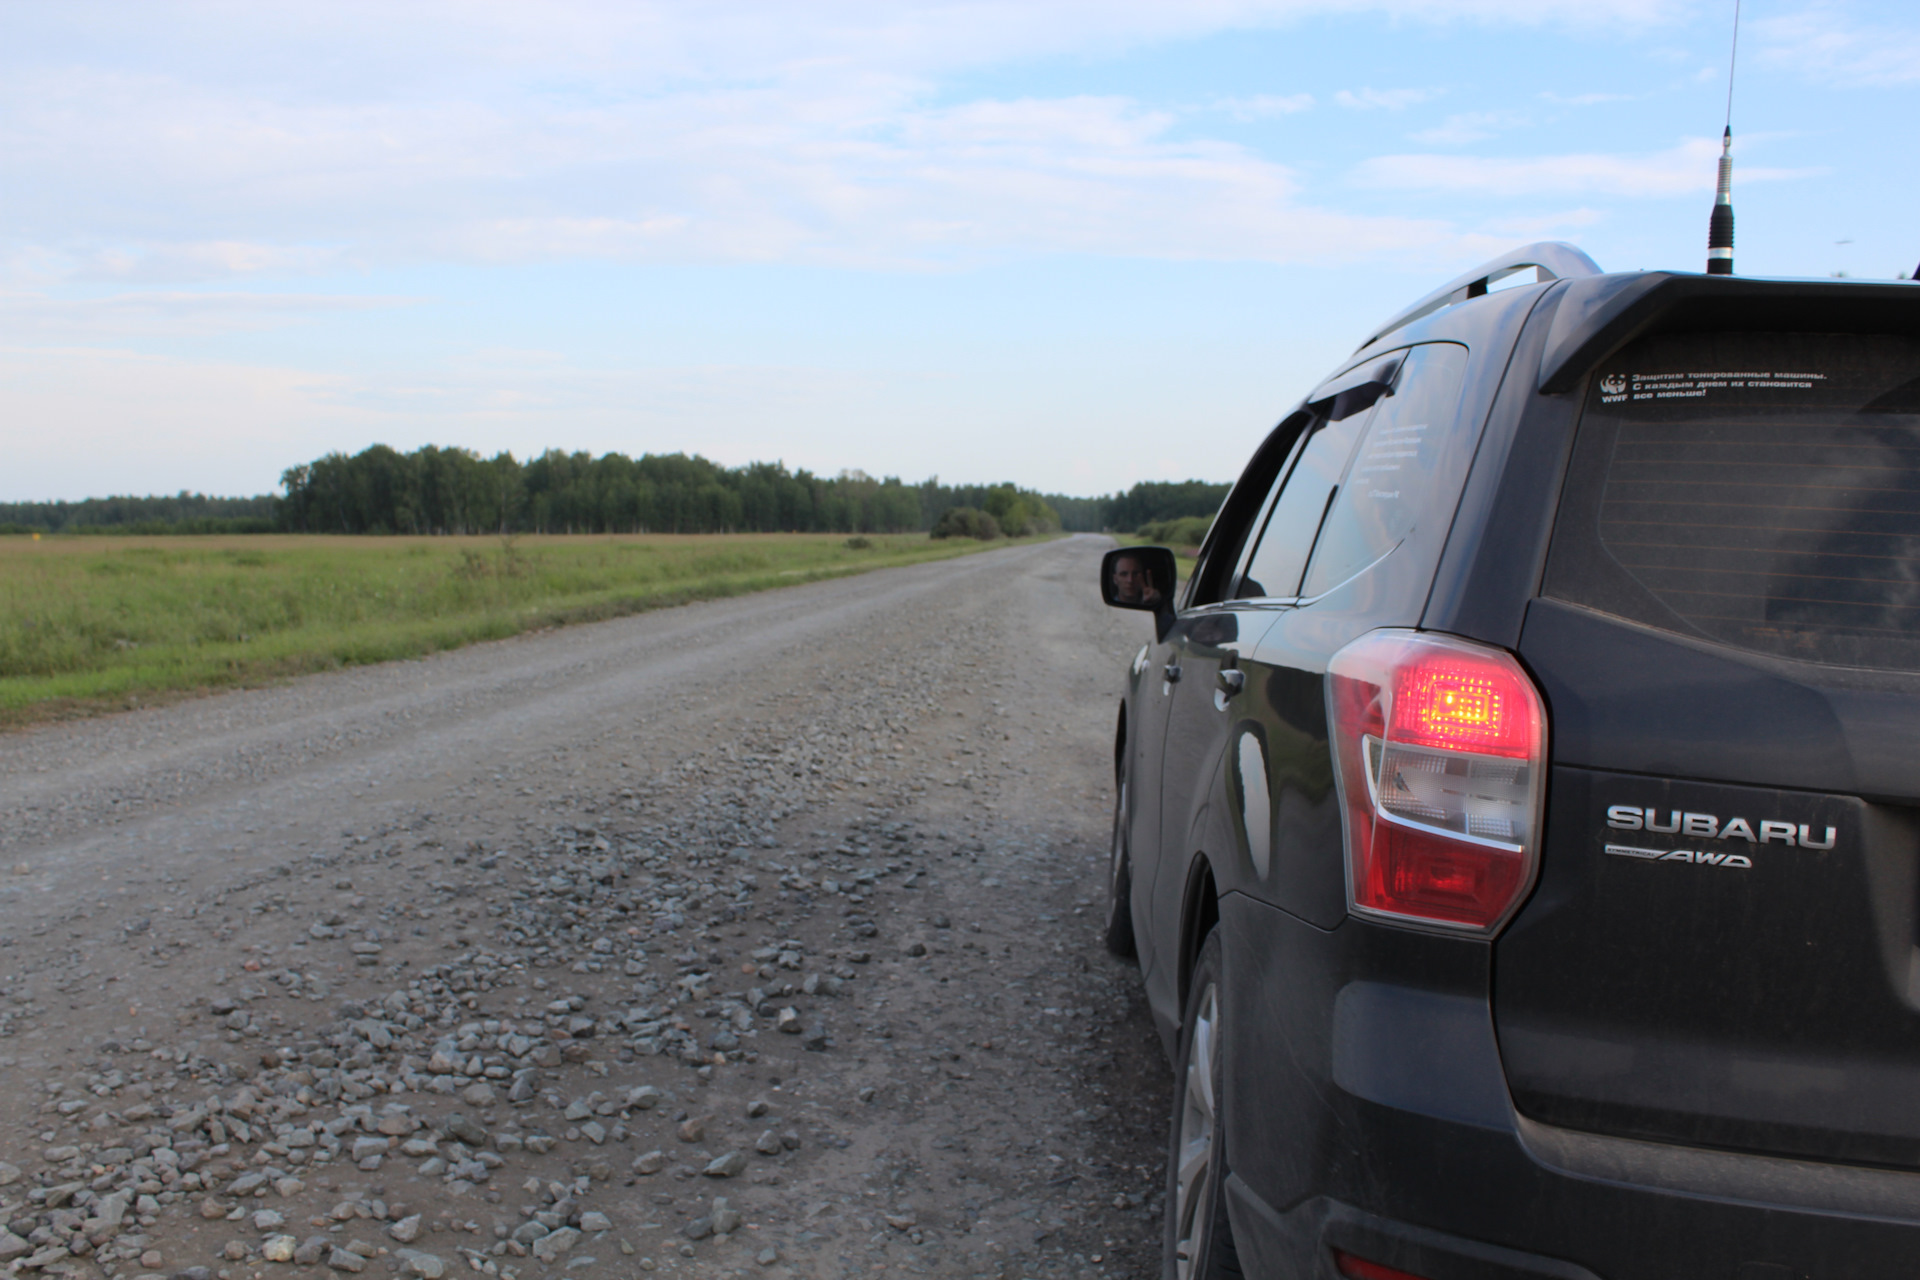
[1327,630,1547,933]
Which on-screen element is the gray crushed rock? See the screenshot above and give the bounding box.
[0,541,1174,1278]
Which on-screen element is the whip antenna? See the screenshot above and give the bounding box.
[1706,0,1740,275]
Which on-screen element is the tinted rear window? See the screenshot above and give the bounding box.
[1544,331,1920,670]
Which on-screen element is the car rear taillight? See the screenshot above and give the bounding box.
[1333,1250,1430,1280]
[1327,630,1547,933]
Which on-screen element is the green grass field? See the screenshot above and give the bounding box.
[0,531,1023,723]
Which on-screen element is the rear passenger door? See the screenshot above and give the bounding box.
[1149,356,1400,1008]
[1224,344,1477,925]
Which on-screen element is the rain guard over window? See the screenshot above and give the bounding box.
[1545,331,1920,670]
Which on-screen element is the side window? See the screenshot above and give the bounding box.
[1299,343,1471,598]
[1233,355,1400,600]
[1185,412,1313,606]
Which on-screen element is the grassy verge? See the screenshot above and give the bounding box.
[0,532,1033,725]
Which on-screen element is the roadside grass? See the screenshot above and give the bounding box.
[0,532,1031,725]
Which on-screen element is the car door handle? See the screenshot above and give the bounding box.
[1216,669,1245,697]
[1163,662,1182,683]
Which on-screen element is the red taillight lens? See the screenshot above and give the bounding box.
[1390,657,1534,757]
[1327,630,1546,933]
[1333,1250,1430,1280]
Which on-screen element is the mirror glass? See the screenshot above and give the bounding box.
[1101,546,1176,611]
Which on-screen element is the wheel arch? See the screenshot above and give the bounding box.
[1177,852,1223,1013]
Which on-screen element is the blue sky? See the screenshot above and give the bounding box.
[3,0,1915,502]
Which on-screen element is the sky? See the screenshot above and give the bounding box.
[2,0,1916,503]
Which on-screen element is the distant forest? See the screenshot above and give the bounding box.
[0,492,280,535]
[1,445,1229,537]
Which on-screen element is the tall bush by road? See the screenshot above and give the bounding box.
[930,507,1002,540]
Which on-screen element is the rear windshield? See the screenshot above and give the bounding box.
[1544,330,1920,671]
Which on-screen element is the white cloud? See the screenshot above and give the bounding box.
[0,341,885,498]
[0,289,418,340]
[0,1,1686,94]
[1482,207,1606,236]
[0,71,1473,280]
[1752,8,1920,87]
[61,242,348,284]
[1335,87,1440,110]
[1352,136,1821,197]
[1409,109,1528,144]
[1538,90,1635,105]
[1210,93,1316,119]
[0,346,355,499]
[0,0,1695,286]
[0,335,1323,501]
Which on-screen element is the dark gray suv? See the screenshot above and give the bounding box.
[1101,243,1920,1279]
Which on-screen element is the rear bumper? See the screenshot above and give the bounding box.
[1219,893,1920,1279]
[1225,1188,1602,1280]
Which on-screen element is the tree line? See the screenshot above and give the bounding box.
[276,447,1069,536]
[0,492,277,536]
[3,445,1229,537]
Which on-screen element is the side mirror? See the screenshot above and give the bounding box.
[1101,546,1177,613]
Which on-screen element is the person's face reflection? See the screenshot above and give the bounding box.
[1112,556,1148,603]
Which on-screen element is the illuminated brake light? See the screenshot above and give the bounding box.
[1391,659,1532,758]
[1333,1250,1430,1280]
[1327,630,1547,932]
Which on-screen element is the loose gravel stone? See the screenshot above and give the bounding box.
[531,1227,580,1261]
[326,1245,367,1272]
[399,1251,448,1279]
[444,1114,489,1147]
[703,1151,747,1178]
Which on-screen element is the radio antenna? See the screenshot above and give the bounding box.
[1706,0,1740,275]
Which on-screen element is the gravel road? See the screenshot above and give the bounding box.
[0,535,1173,1280]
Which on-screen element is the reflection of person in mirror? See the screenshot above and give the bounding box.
[1111,554,1164,608]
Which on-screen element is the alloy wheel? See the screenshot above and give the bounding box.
[1172,980,1219,1280]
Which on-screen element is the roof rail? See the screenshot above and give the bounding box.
[1355,241,1602,353]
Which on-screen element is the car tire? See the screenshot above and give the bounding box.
[1104,772,1138,959]
[1163,927,1243,1280]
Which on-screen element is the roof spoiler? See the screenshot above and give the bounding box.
[1356,241,1602,354]
[1537,273,1920,394]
